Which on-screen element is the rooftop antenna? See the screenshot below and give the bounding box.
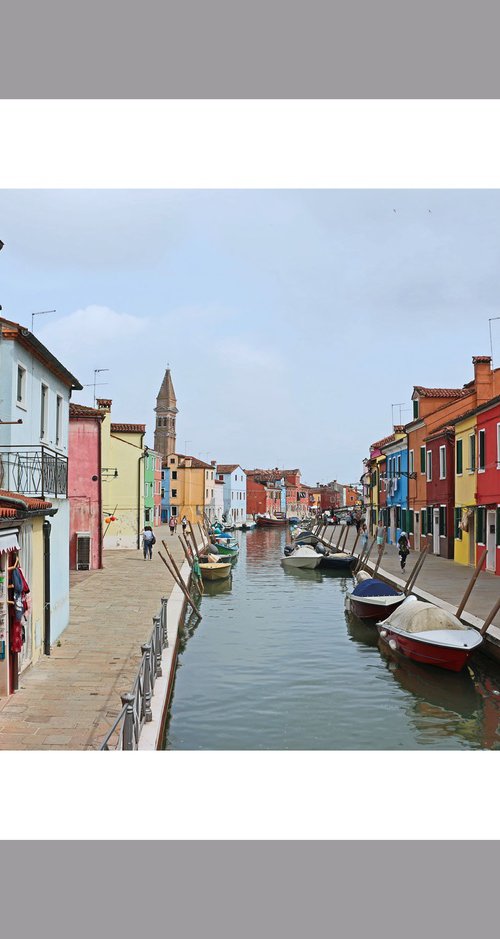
[93,368,110,405]
[489,317,500,364]
[31,309,56,332]
[391,402,406,426]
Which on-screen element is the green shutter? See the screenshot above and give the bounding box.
[427,506,433,533]
[413,399,419,419]
[477,507,485,544]
[479,431,485,470]
[456,439,463,475]
[421,509,426,535]
[420,446,426,473]
[409,509,414,534]
[439,506,446,536]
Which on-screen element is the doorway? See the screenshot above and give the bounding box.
[486,510,496,572]
[433,507,440,555]
[414,512,420,551]
[469,512,475,566]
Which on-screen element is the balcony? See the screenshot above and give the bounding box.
[0,445,68,499]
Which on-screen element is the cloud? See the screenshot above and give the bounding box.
[216,337,284,372]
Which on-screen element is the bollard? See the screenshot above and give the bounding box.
[153,614,163,677]
[161,596,169,647]
[141,642,153,722]
[120,692,136,750]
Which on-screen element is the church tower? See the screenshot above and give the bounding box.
[154,368,178,458]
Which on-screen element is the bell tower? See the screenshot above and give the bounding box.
[154,368,178,458]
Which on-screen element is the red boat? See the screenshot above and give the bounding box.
[377,596,483,672]
[255,514,287,527]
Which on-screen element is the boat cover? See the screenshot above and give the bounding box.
[352,578,399,598]
[384,596,467,633]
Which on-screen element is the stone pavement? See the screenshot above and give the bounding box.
[324,524,500,634]
[0,525,186,750]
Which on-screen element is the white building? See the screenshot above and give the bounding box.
[215,464,247,523]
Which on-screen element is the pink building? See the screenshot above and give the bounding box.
[154,452,162,527]
[68,403,103,570]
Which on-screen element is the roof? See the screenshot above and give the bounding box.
[425,424,455,443]
[0,316,82,391]
[216,464,240,474]
[178,454,213,470]
[0,489,53,512]
[111,423,146,434]
[413,386,469,399]
[370,432,397,451]
[69,403,104,419]
[449,393,500,428]
[246,468,300,480]
[156,369,177,409]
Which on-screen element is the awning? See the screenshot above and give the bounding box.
[0,528,20,554]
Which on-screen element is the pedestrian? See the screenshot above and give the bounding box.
[360,522,368,548]
[169,516,176,536]
[182,515,188,533]
[398,531,410,571]
[376,521,385,546]
[142,525,156,560]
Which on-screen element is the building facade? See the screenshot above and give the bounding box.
[167,453,214,524]
[423,425,455,559]
[96,399,146,549]
[144,449,162,527]
[68,403,103,571]
[215,464,247,523]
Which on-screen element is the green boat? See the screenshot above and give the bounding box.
[215,539,239,558]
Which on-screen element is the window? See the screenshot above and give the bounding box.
[161,488,164,499]
[56,395,63,446]
[420,446,426,474]
[439,445,446,479]
[413,399,419,419]
[478,429,486,471]
[421,509,427,535]
[40,383,48,439]
[17,365,26,406]
[206,489,208,498]
[454,508,462,540]
[426,450,432,481]
[171,489,177,498]
[170,457,175,464]
[397,455,401,477]
[426,506,432,533]
[477,506,485,543]
[468,435,476,472]
[172,470,177,480]
[408,509,414,534]
[409,450,414,475]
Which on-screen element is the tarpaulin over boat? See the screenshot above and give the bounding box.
[384,596,467,634]
[352,578,399,598]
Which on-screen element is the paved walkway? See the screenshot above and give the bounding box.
[0,526,187,750]
[323,525,500,636]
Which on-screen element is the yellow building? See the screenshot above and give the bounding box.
[168,453,215,524]
[97,399,146,550]
[453,412,477,567]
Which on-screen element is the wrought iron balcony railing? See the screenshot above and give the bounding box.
[0,445,68,499]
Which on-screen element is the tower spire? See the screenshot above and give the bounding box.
[154,368,178,458]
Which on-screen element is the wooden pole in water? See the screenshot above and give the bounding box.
[340,525,350,551]
[456,547,488,618]
[179,533,194,567]
[404,543,429,595]
[373,531,387,576]
[197,522,206,547]
[358,537,377,573]
[159,548,202,619]
[480,596,500,635]
[350,528,361,557]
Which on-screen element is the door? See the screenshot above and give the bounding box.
[433,508,440,555]
[414,512,420,551]
[486,510,496,572]
[17,523,33,673]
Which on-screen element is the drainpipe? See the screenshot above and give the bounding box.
[43,519,51,656]
[137,447,146,549]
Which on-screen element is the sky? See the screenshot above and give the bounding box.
[1,188,499,485]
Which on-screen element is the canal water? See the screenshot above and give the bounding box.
[164,528,500,750]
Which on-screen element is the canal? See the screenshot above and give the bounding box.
[164,527,500,750]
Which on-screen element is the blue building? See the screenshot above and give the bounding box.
[161,464,171,522]
[216,464,247,523]
[383,436,408,544]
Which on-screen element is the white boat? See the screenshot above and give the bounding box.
[281,545,322,569]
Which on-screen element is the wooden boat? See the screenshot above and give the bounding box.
[240,519,256,531]
[256,514,287,527]
[377,596,483,672]
[199,560,232,581]
[281,545,322,569]
[215,540,239,558]
[346,577,406,621]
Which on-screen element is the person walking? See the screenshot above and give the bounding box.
[169,516,176,536]
[360,522,369,549]
[376,521,385,546]
[398,531,410,571]
[142,525,155,560]
[182,515,188,534]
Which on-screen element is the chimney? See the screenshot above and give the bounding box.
[96,398,112,412]
[472,355,492,406]
[211,460,216,466]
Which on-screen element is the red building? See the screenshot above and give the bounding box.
[475,396,500,574]
[424,425,455,559]
[68,403,104,570]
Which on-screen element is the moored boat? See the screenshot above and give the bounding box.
[318,552,356,570]
[377,595,483,672]
[281,545,322,569]
[346,577,405,621]
[199,560,232,581]
[215,539,239,558]
[256,514,287,527]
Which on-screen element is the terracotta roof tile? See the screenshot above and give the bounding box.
[177,454,213,470]
[0,489,53,511]
[111,423,146,434]
[413,386,469,399]
[216,464,239,474]
[69,403,103,419]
